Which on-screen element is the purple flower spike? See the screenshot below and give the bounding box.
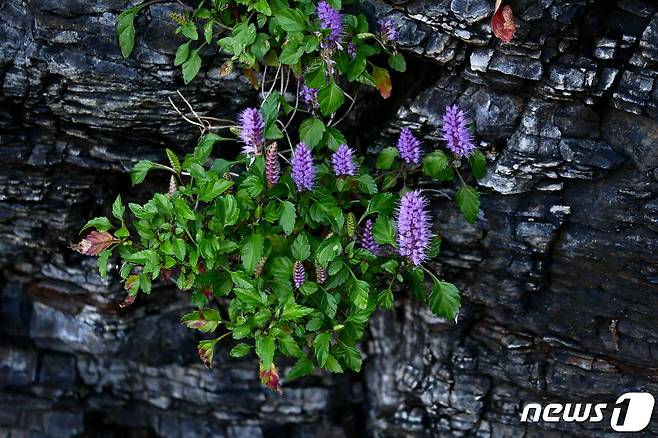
[317,0,343,47]
[300,83,318,108]
[347,42,357,58]
[361,219,380,255]
[238,108,264,156]
[441,105,476,158]
[291,142,315,192]
[265,143,280,186]
[397,128,422,165]
[331,144,358,177]
[378,18,398,43]
[396,190,432,266]
[293,261,305,289]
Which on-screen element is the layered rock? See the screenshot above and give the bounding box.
[1,0,658,436]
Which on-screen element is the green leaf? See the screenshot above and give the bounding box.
[324,354,343,373]
[357,174,378,194]
[130,160,157,185]
[200,179,233,202]
[323,126,346,151]
[279,200,296,235]
[251,33,270,59]
[318,81,345,116]
[171,237,186,260]
[274,8,306,32]
[286,357,314,381]
[378,288,394,309]
[241,233,264,273]
[372,216,395,245]
[381,260,399,274]
[279,336,304,358]
[470,150,486,179]
[423,151,450,178]
[388,53,406,72]
[174,42,190,66]
[347,56,366,81]
[182,49,202,84]
[81,217,113,233]
[181,310,221,332]
[428,280,461,321]
[240,175,264,197]
[350,279,369,309]
[269,256,292,279]
[299,117,325,149]
[166,148,182,173]
[116,9,137,58]
[299,281,319,296]
[234,287,266,307]
[282,303,313,320]
[256,335,275,369]
[316,236,342,268]
[455,184,480,224]
[260,91,280,128]
[291,233,311,261]
[203,21,213,44]
[338,345,362,371]
[230,343,251,357]
[174,197,196,221]
[305,63,325,88]
[180,22,198,40]
[98,250,111,278]
[112,195,126,221]
[365,193,395,217]
[376,147,398,170]
[313,332,331,367]
[279,41,304,65]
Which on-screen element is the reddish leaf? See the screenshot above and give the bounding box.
[259,363,283,395]
[491,1,516,43]
[198,340,216,369]
[71,231,118,256]
[372,67,392,99]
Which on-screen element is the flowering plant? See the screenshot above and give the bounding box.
[74,0,487,392]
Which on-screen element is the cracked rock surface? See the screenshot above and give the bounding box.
[1,0,658,436]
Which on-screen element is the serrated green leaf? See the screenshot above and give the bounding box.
[182,49,202,84]
[372,215,395,245]
[98,250,111,278]
[130,160,157,185]
[279,200,296,235]
[455,183,480,224]
[357,174,378,194]
[428,280,461,321]
[117,10,137,58]
[174,42,190,66]
[286,357,314,381]
[282,303,313,320]
[241,233,264,273]
[376,147,398,170]
[316,236,342,267]
[423,151,450,178]
[256,335,275,369]
[313,332,330,367]
[279,336,304,358]
[230,343,251,357]
[299,117,325,148]
[274,8,306,32]
[291,233,311,260]
[81,217,113,233]
[318,81,345,116]
[349,279,369,309]
[469,150,486,179]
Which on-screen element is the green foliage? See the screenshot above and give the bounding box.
[87,0,493,391]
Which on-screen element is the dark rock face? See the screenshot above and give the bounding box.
[1,0,657,437]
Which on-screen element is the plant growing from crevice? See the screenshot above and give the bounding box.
[75,0,489,392]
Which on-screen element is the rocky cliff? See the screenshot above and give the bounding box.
[1,0,658,437]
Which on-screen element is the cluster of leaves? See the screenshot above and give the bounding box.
[88,0,492,391]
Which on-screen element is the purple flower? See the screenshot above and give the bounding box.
[265,143,280,186]
[299,83,318,108]
[331,144,358,177]
[396,190,432,266]
[441,105,476,158]
[291,142,315,192]
[293,261,305,288]
[361,219,380,255]
[347,42,357,58]
[238,108,264,156]
[397,128,422,165]
[317,0,343,47]
[378,18,398,43]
